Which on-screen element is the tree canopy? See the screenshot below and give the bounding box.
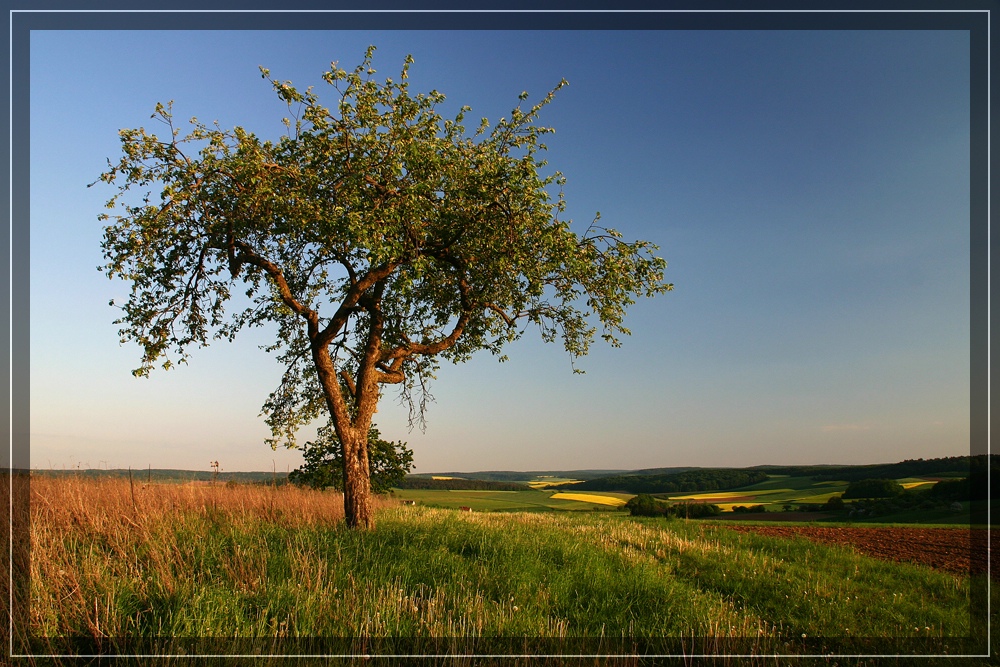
[95,47,671,528]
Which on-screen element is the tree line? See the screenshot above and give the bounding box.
[570,469,770,494]
[395,477,527,491]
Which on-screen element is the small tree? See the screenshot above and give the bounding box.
[95,47,671,529]
[625,493,666,517]
[824,495,845,510]
[289,425,413,493]
[842,478,903,499]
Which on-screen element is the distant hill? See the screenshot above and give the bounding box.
[31,455,992,492]
[623,466,702,477]
[742,456,984,482]
[562,455,994,495]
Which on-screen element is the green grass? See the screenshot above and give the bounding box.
[27,476,990,665]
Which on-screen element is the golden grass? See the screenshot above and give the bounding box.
[28,474,402,640]
[548,492,627,507]
[30,474,353,532]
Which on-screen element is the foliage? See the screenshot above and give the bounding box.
[927,478,974,501]
[288,425,413,493]
[668,502,722,518]
[94,45,671,445]
[824,495,845,510]
[800,455,986,483]
[624,493,666,517]
[842,478,904,499]
[731,504,767,514]
[574,469,769,494]
[396,477,526,491]
[624,494,723,519]
[94,47,672,528]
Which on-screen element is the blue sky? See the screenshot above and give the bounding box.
[28,29,971,473]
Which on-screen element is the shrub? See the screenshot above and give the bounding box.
[668,502,721,519]
[625,493,666,517]
[927,478,970,501]
[732,504,766,514]
[842,478,903,499]
[825,495,845,510]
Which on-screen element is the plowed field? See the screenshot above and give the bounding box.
[720,525,992,577]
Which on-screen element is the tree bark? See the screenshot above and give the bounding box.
[340,427,374,530]
[311,344,376,530]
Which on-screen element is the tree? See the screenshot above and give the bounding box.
[842,478,903,499]
[624,493,666,517]
[94,47,671,529]
[288,424,413,493]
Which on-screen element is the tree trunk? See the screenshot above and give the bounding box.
[311,344,376,530]
[341,428,374,530]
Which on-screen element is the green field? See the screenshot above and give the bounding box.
[394,473,968,521]
[392,488,629,512]
[28,476,988,664]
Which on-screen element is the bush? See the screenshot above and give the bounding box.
[625,494,667,517]
[669,502,721,519]
[927,478,970,501]
[825,495,845,510]
[842,478,903,499]
[732,504,767,514]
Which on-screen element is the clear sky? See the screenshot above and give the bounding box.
[28,29,971,473]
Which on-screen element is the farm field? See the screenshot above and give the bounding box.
[396,472,977,524]
[391,487,630,512]
[21,475,991,663]
[660,474,850,509]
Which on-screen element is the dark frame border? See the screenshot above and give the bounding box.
[6,5,991,661]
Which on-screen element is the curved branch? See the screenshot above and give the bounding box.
[232,240,320,335]
[314,260,399,349]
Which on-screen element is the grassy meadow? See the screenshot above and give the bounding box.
[20,474,990,665]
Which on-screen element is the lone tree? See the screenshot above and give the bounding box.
[96,47,672,529]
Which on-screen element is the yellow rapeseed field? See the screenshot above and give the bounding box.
[668,492,756,501]
[549,492,627,507]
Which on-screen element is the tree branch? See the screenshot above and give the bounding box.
[339,369,357,397]
[314,260,399,349]
[232,239,319,335]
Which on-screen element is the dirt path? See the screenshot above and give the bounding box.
[718,524,992,577]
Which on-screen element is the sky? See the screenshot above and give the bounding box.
[27,28,972,474]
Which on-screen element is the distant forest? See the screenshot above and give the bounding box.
[561,455,994,495]
[755,455,989,482]
[569,469,770,494]
[31,455,993,495]
[396,477,527,491]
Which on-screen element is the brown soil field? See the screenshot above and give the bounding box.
[718,524,992,577]
[709,511,829,522]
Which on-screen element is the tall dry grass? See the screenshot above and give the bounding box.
[28,475,396,642]
[30,474,351,533]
